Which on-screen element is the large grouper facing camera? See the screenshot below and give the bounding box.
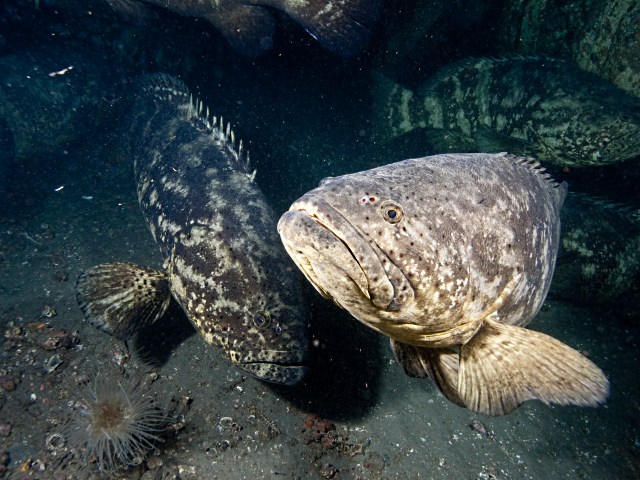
[76,74,309,385]
[277,152,609,414]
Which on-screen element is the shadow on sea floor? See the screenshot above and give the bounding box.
[270,294,386,422]
[131,284,387,422]
[133,301,197,367]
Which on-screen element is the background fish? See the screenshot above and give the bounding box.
[76,73,309,385]
[493,0,640,100]
[106,0,381,57]
[278,152,609,415]
[373,57,640,168]
[553,192,640,314]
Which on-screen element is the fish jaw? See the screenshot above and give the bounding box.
[237,359,309,385]
[233,347,309,385]
[208,328,309,385]
[278,209,369,305]
[278,194,398,311]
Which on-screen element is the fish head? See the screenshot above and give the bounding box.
[278,165,452,342]
[227,268,311,386]
[169,226,309,386]
[537,92,640,166]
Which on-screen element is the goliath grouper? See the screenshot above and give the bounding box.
[106,0,381,57]
[278,152,609,415]
[76,74,308,385]
[374,56,640,167]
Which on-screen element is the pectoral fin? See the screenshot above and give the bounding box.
[390,339,464,407]
[458,319,609,415]
[75,262,172,341]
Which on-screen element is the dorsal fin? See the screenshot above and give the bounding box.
[136,73,255,180]
[505,153,567,208]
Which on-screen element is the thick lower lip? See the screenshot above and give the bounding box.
[278,207,370,302]
[284,195,396,309]
[239,362,308,385]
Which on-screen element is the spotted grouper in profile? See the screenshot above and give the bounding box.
[278,152,609,414]
[76,74,308,385]
[374,56,640,167]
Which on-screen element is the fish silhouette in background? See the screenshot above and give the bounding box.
[106,0,382,57]
[373,56,640,168]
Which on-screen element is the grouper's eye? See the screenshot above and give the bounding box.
[253,310,271,329]
[380,200,404,224]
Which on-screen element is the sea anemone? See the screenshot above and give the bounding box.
[65,373,166,475]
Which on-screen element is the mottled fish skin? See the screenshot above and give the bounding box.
[130,74,308,385]
[375,57,640,167]
[279,153,609,414]
[107,0,381,57]
[554,192,640,311]
[279,153,565,345]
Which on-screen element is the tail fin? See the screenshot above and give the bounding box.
[282,0,382,57]
[371,72,417,143]
[76,262,172,341]
[458,319,609,415]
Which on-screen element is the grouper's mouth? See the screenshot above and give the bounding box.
[277,194,398,310]
[238,360,308,386]
[232,347,309,385]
